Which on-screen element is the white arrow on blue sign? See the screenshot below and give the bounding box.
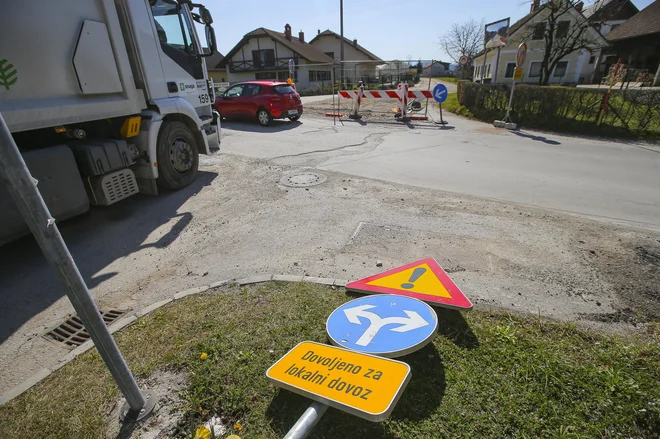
[326,295,438,358]
[433,84,448,103]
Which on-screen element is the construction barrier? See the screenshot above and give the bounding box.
[338,82,430,121]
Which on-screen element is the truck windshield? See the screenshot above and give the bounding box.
[151,0,196,55]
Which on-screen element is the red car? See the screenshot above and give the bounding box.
[213,81,303,127]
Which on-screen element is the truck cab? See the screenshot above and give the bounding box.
[0,0,220,245]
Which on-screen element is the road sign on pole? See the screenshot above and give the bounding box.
[459,55,468,66]
[267,341,411,422]
[516,42,527,68]
[346,258,472,310]
[432,84,448,103]
[326,295,438,357]
[513,67,523,81]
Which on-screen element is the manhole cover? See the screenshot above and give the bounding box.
[43,309,128,349]
[279,171,327,188]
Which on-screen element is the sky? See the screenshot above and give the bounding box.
[205,0,654,62]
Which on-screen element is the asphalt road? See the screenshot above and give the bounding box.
[2,107,660,395]
[224,106,660,230]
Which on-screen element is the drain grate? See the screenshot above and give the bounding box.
[43,309,128,349]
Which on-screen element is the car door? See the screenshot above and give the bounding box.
[221,84,244,116]
[240,84,262,116]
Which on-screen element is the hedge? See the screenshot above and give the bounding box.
[457,81,660,139]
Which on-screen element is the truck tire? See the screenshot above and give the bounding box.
[156,121,199,190]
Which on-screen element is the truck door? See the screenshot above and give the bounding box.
[150,0,211,114]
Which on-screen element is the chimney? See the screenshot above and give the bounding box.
[575,1,584,12]
[318,29,321,35]
[530,0,540,12]
[353,38,358,48]
[284,23,292,40]
[299,30,305,43]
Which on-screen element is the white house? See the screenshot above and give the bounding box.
[217,24,334,91]
[308,29,383,84]
[473,0,609,85]
[422,61,451,77]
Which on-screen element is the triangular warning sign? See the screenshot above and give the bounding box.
[346,258,472,310]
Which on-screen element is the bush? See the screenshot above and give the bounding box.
[456,81,660,139]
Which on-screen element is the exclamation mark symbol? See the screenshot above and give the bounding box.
[401,267,426,289]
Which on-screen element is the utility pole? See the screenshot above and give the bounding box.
[340,0,345,88]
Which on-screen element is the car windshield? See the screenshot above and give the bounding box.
[272,85,296,94]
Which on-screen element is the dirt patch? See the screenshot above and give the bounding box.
[106,370,188,439]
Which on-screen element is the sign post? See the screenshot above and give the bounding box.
[268,341,411,422]
[346,258,472,309]
[432,83,448,125]
[496,42,526,129]
[326,295,438,357]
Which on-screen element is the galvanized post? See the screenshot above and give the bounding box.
[0,113,152,419]
[283,401,329,439]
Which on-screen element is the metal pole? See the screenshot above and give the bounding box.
[424,60,432,117]
[505,78,516,121]
[283,401,329,439]
[340,0,345,88]
[0,113,146,414]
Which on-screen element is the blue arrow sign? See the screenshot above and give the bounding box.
[326,295,438,358]
[433,84,448,103]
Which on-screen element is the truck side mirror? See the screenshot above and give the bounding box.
[200,6,213,25]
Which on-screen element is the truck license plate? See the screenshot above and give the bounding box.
[288,110,298,115]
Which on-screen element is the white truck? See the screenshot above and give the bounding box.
[0,0,220,245]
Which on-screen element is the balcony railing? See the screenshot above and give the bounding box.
[229,57,298,73]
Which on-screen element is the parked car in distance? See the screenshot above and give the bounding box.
[213,81,303,127]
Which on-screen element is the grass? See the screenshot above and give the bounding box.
[434,77,458,84]
[1,282,658,438]
[443,93,475,119]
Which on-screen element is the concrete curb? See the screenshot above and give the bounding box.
[0,275,347,406]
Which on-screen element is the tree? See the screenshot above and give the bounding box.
[439,19,484,78]
[416,59,423,75]
[520,0,610,86]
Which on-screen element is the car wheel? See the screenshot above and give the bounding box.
[156,121,199,190]
[257,109,272,127]
[289,116,300,122]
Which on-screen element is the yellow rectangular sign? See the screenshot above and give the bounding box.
[267,341,411,422]
[513,67,524,81]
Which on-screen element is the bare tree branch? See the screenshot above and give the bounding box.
[439,18,485,76]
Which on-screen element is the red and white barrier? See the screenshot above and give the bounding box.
[338,89,434,100]
[338,82,432,121]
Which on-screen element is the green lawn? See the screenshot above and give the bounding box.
[1,282,658,438]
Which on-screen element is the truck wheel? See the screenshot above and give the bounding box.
[156,121,199,190]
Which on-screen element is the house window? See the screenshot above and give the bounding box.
[556,21,570,39]
[255,71,276,80]
[486,64,491,76]
[324,52,334,59]
[277,71,297,81]
[554,61,568,77]
[588,56,595,64]
[532,22,546,40]
[529,61,542,77]
[309,70,331,82]
[505,62,516,78]
[252,49,275,68]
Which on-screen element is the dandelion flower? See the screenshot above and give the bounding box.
[194,426,211,439]
[234,421,243,431]
[200,352,208,360]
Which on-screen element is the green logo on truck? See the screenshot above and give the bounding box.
[0,59,18,91]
